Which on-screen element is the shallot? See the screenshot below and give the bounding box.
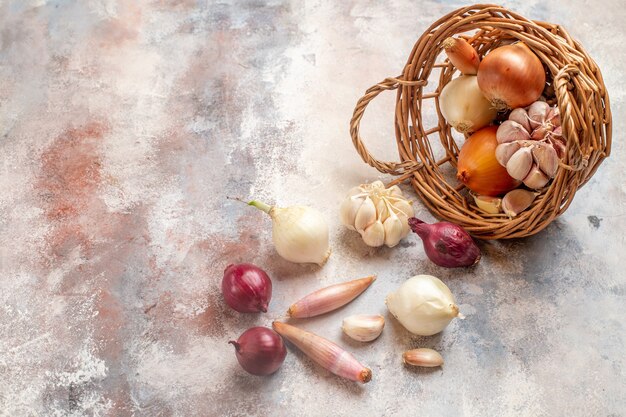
[408,218,480,268]
[222,263,272,313]
[442,37,480,75]
[229,327,287,376]
[272,321,372,383]
[287,275,376,318]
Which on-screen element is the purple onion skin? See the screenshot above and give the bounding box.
[229,327,287,376]
[222,263,272,313]
[408,218,481,268]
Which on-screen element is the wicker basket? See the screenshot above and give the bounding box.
[350,4,611,239]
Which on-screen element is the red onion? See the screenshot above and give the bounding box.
[229,327,287,376]
[408,218,480,268]
[222,263,272,313]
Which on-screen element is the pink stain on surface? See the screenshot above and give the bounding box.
[37,122,107,265]
[34,121,150,411]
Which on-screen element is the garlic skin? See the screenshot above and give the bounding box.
[386,275,461,336]
[249,200,330,266]
[340,181,414,248]
[342,314,385,342]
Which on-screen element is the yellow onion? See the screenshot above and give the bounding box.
[456,126,520,196]
[477,43,546,110]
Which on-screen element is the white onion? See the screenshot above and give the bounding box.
[439,75,497,134]
[249,200,330,265]
[386,275,461,336]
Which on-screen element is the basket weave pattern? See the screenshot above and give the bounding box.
[350,4,611,239]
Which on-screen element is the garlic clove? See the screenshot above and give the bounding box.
[508,107,531,132]
[403,348,444,367]
[396,211,411,238]
[523,163,550,189]
[548,106,560,127]
[501,189,538,217]
[531,124,552,140]
[361,220,385,247]
[532,143,559,178]
[340,196,364,231]
[506,146,533,181]
[527,101,550,126]
[383,214,403,247]
[495,141,521,167]
[472,193,502,214]
[496,120,530,144]
[549,135,566,159]
[342,314,385,342]
[390,198,414,218]
[354,196,377,232]
[376,198,389,223]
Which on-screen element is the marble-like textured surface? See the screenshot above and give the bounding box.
[0,1,624,416]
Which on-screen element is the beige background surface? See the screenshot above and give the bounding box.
[0,1,624,416]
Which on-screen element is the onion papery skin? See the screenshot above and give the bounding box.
[456,126,521,196]
[477,43,546,109]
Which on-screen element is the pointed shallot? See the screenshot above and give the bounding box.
[287,275,376,318]
[272,321,372,383]
[442,37,480,75]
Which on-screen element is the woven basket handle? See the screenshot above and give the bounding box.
[554,64,594,170]
[350,77,426,176]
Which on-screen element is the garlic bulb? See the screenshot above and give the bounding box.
[386,275,461,336]
[248,200,330,265]
[495,101,564,189]
[340,181,414,248]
